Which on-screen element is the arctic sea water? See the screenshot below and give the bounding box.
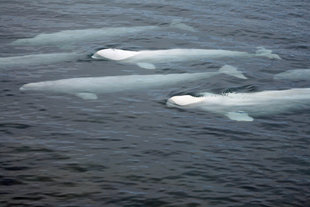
[1,0,310,207]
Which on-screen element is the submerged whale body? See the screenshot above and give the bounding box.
[92,47,281,69]
[274,69,310,80]
[11,21,195,46]
[0,52,82,68]
[20,65,246,100]
[167,88,310,121]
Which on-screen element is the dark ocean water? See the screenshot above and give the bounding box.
[1,0,310,206]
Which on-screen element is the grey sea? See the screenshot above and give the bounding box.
[1,0,310,206]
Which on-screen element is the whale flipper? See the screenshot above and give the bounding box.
[219,65,247,79]
[255,47,281,60]
[75,92,98,100]
[170,20,196,32]
[226,111,254,121]
[136,62,156,69]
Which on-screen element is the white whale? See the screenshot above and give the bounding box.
[92,47,281,69]
[274,69,310,80]
[20,65,246,100]
[0,52,82,68]
[11,21,195,46]
[167,88,310,121]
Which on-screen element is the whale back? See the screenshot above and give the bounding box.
[93,49,139,60]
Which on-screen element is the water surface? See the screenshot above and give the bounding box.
[1,0,310,206]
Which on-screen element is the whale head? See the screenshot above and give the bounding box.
[20,81,60,92]
[20,82,47,91]
[167,95,206,107]
[92,48,138,61]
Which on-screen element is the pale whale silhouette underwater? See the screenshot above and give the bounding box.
[167,88,310,121]
[0,52,83,68]
[274,69,310,81]
[92,48,281,69]
[20,65,246,100]
[11,21,195,47]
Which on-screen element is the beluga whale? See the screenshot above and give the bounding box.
[20,65,246,100]
[0,52,83,68]
[167,88,310,121]
[11,20,195,47]
[92,47,281,69]
[274,69,310,81]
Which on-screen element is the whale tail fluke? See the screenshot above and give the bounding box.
[219,65,247,79]
[10,39,27,46]
[169,20,196,32]
[255,47,281,60]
